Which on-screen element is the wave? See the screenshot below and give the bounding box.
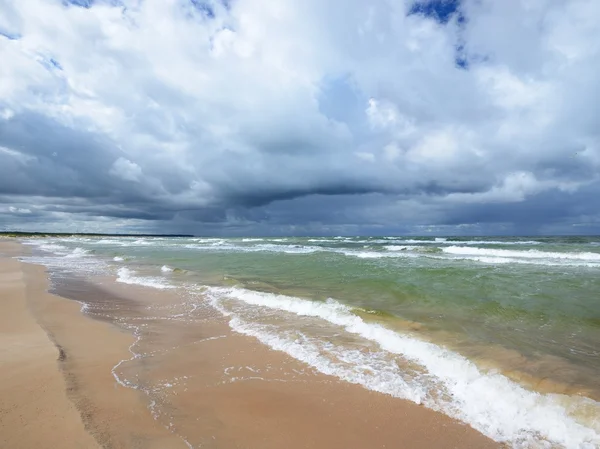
[342,246,600,267]
[205,287,600,448]
[444,239,541,245]
[336,250,390,259]
[132,238,164,246]
[338,249,419,259]
[386,239,435,244]
[336,238,542,246]
[443,246,600,261]
[184,243,320,254]
[190,238,225,244]
[116,267,174,289]
[24,242,90,259]
[113,256,125,262]
[161,265,173,273]
[20,241,107,273]
[256,244,318,254]
[95,239,130,245]
[385,245,440,253]
[65,247,90,258]
[441,255,600,268]
[307,238,343,243]
[387,239,541,245]
[35,243,69,253]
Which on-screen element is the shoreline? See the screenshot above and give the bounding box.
[0,240,499,448]
[0,240,187,448]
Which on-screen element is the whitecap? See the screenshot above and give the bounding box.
[205,287,600,449]
[117,267,174,289]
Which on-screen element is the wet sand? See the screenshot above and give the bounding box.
[0,240,500,449]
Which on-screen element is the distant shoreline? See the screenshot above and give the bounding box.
[3,232,600,238]
[0,232,194,238]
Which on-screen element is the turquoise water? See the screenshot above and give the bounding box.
[23,236,600,448]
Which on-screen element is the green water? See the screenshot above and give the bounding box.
[25,235,600,447]
[43,235,600,395]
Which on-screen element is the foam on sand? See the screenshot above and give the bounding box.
[205,286,600,449]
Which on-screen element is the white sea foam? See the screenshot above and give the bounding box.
[448,240,541,245]
[117,267,174,289]
[339,245,600,267]
[307,238,341,243]
[113,256,125,262]
[161,265,173,273]
[256,244,318,254]
[36,243,69,254]
[184,243,320,254]
[338,249,418,259]
[65,247,89,258]
[444,246,600,262]
[205,286,600,449]
[241,238,264,242]
[385,245,420,251]
[334,250,386,259]
[133,238,160,246]
[226,317,424,401]
[20,240,107,273]
[389,239,541,245]
[439,254,600,268]
[91,238,132,246]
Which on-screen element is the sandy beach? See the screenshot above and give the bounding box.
[0,240,499,449]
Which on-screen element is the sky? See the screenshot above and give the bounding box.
[0,0,599,236]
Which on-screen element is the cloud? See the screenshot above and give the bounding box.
[0,0,598,235]
[109,157,143,182]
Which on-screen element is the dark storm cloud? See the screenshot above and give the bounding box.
[441,184,600,230]
[0,112,121,197]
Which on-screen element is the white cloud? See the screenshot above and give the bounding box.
[8,206,31,214]
[355,151,376,162]
[0,0,598,233]
[109,157,143,182]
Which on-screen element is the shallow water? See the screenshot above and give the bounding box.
[21,236,600,448]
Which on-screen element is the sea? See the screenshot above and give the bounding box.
[20,235,600,448]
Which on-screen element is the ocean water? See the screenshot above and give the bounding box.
[21,236,600,448]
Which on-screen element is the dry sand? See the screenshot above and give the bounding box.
[0,240,501,449]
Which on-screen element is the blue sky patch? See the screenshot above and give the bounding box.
[189,0,216,19]
[49,59,64,71]
[408,0,463,25]
[455,44,468,69]
[63,0,93,7]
